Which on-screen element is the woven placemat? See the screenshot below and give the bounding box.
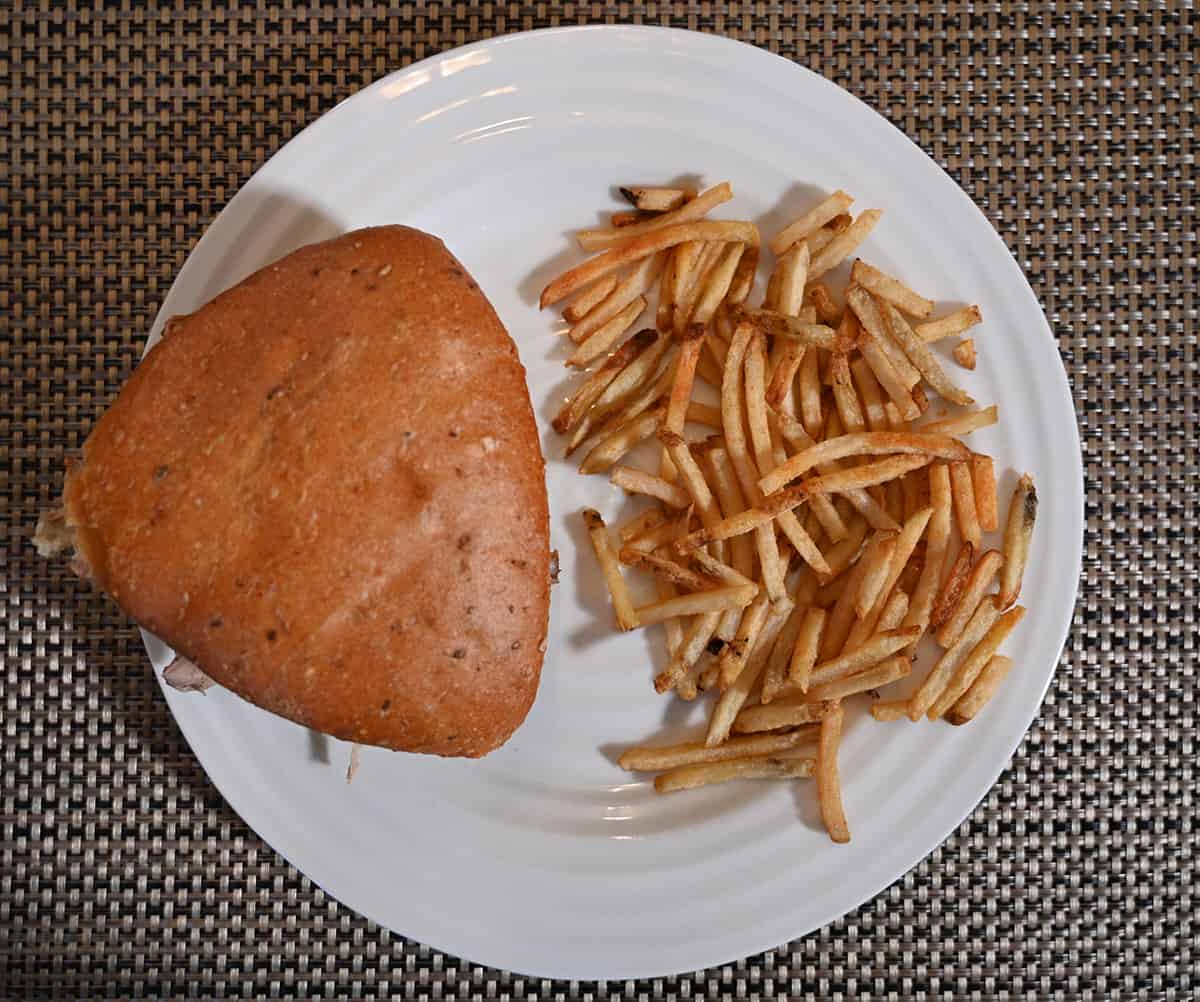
[1,3,1195,999]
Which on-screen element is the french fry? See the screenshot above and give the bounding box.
[552,329,659,433]
[907,597,1002,719]
[655,754,816,792]
[654,610,723,694]
[953,339,977,370]
[655,573,683,659]
[672,485,809,551]
[946,655,1015,724]
[798,454,933,497]
[805,213,852,256]
[998,473,1037,608]
[760,604,808,703]
[673,241,725,333]
[789,606,827,690]
[806,283,841,326]
[694,351,724,389]
[851,356,889,431]
[770,189,855,255]
[830,353,867,434]
[563,273,618,323]
[936,549,1003,647]
[949,459,982,547]
[726,243,759,305]
[902,463,952,639]
[689,241,746,327]
[617,505,667,543]
[817,516,869,582]
[663,333,704,436]
[619,185,693,212]
[567,297,647,368]
[658,433,724,532]
[745,310,839,351]
[919,405,999,437]
[774,241,811,316]
[883,402,907,432]
[621,509,691,555]
[635,583,757,626]
[759,431,969,495]
[611,209,649,228]
[916,304,983,343]
[805,653,911,703]
[734,700,832,734]
[816,702,851,843]
[854,532,899,618]
[930,541,975,629]
[717,591,771,688]
[543,219,757,308]
[582,508,640,631]
[579,408,662,474]
[707,599,793,744]
[585,334,673,429]
[858,333,920,421]
[623,549,715,592]
[878,300,973,406]
[809,209,883,280]
[619,726,817,771]
[689,547,755,589]
[765,342,805,413]
[819,548,873,659]
[850,260,935,318]
[928,605,1026,719]
[799,344,824,439]
[876,588,910,632]
[807,626,921,689]
[610,464,692,508]
[567,251,665,344]
[575,181,734,252]
[845,284,921,389]
[703,447,757,581]
[870,699,910,721]
[971,453,999,532]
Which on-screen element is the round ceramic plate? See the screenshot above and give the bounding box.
[144,26,1082,980]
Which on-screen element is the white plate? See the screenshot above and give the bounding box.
[144,26,1082,980]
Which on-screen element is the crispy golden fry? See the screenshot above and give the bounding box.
[567,297,647,368]
[949,459,982,548]
[808,626,921,689]
[745,310,839,350]
[760,604,808,703]
[858,333,920,421]
[806,653,911,702]
[582,508,640,631]
[805,213,853,256]
[819,548,874,659]
[620,726,817,771]
[845,285,921,389]
[579,408,662,474]
[568,251,665,344]
[902,464,952,640]
[768,407,853,541]
[774,241,811,316]
[919,404,999,437]
[707,599,793,744]
[690,241,746,328]
[907,597,1002,719]
[765,342,805,412]
[673,485,808,551]
[619,185,694,212]
[810,211,883,279]
[689,548,755,590]
[759,431,969,494]
[654,754,816,792]
[734,700,832,733]
[971,453,999,532]
[655,571,684,658]
[552,329,659,434]
[953,338,977,370]
[883,402,907,433]
[743,331,775,476]
[878,300,973,406]
[870,699,911,721]
[798,454,932,497]
[946,654,1015,724]
[657,433,723,532]
[817,517,870,582]
[936,549,1003,648]
[816,702,851,843]
[663,333,703,436]
[610,464,691,508]
[876,588,910,632]
[585,333,673,428]
[916,304,983,343]
[576,181,734,252]
[799,344,824,439]
[830,353,867,434]
[653,610,723,694]
[998,473,1037,609]
[849,260,935,318]
[621,509,691,555]
[543,219,757,308]
[623,548,715,592]
[673,241,724,333]
[726,243,759,305]
[854,532,899,618]
[617,505,667,543]
[790,606,827,691]
[716,591,771,688]
[850,356,889,431]
[928,605,1026,719]
[930,541,975,629]
[611,209,650,228]
[806,283,842,325]
[635,583,757,626]
[694,350,724,389]
[771,189,855,255]
[563,273,619,323]
[703,447,757,581]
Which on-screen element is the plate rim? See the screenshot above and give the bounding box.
[144,24,1084,980]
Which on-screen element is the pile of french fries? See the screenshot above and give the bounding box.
[541,183,1038,843]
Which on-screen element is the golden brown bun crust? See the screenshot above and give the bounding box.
[63,226,550,756]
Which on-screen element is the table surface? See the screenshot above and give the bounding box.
[1,3,1195,1000]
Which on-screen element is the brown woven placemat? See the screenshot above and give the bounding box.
[1,2,1195,999]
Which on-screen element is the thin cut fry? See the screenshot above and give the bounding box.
[805,653,911,703]
[622,549,715,592]
[971,453,999,532]
[760,604,807,703]
[610,465,691,509]
[855,532,898,618]
[543,219,757,308]
[765,342,805,412]
[568,251,665,344]
[790,606,827,691]
[916,304,983,343]
[858,333,920,421]
[902,463,952,639]
[745,310,839,350]
[663,333,704,436]
[582,508,640,631]
[851,356,889,431]
[689,241,746,327]
[653,610,723,694]
[998,473,1037,609]
[876,588,910,632]
[946,655,1015,724]
[805,213,852,256]
[704,447,757,582]
[563,273,618,323]
[936,549,1003,648]
[907,597,1002,719]
[830,353,867,433]
[617,505,667,543]
[806,283,841,325]
[816,702,851,843]
[619,185,693,212]
[635,584,757,626]
[953,338,977,370]
[850,259,935,318]
[819,549,874,659]
[930,541,975,629]
[928,605,1026,719]
[807,627,921,689]
[567,297,647,368]
[717,591,771,688]
[726,244,759,305]
[658,433,724,531]
[878,300,973,406]
[579,408,662,474]
[734,701,832,734]
[846,285,921,388]
[585,332,673,428]
[949,460,982,547]
[654,754,815,792]
[919,405,998,437]
[771,189,855,255]
[619,726,817,771]
[798,454,932,496]
[799,344,824,438]
[809,209,883,280]
[552,329,658,433]
[774,241,811,316]
[673,241,724,332]
[575,181,734,252]
[870,699,910,721]
[707,599,793,744]
[672,486,809,551]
